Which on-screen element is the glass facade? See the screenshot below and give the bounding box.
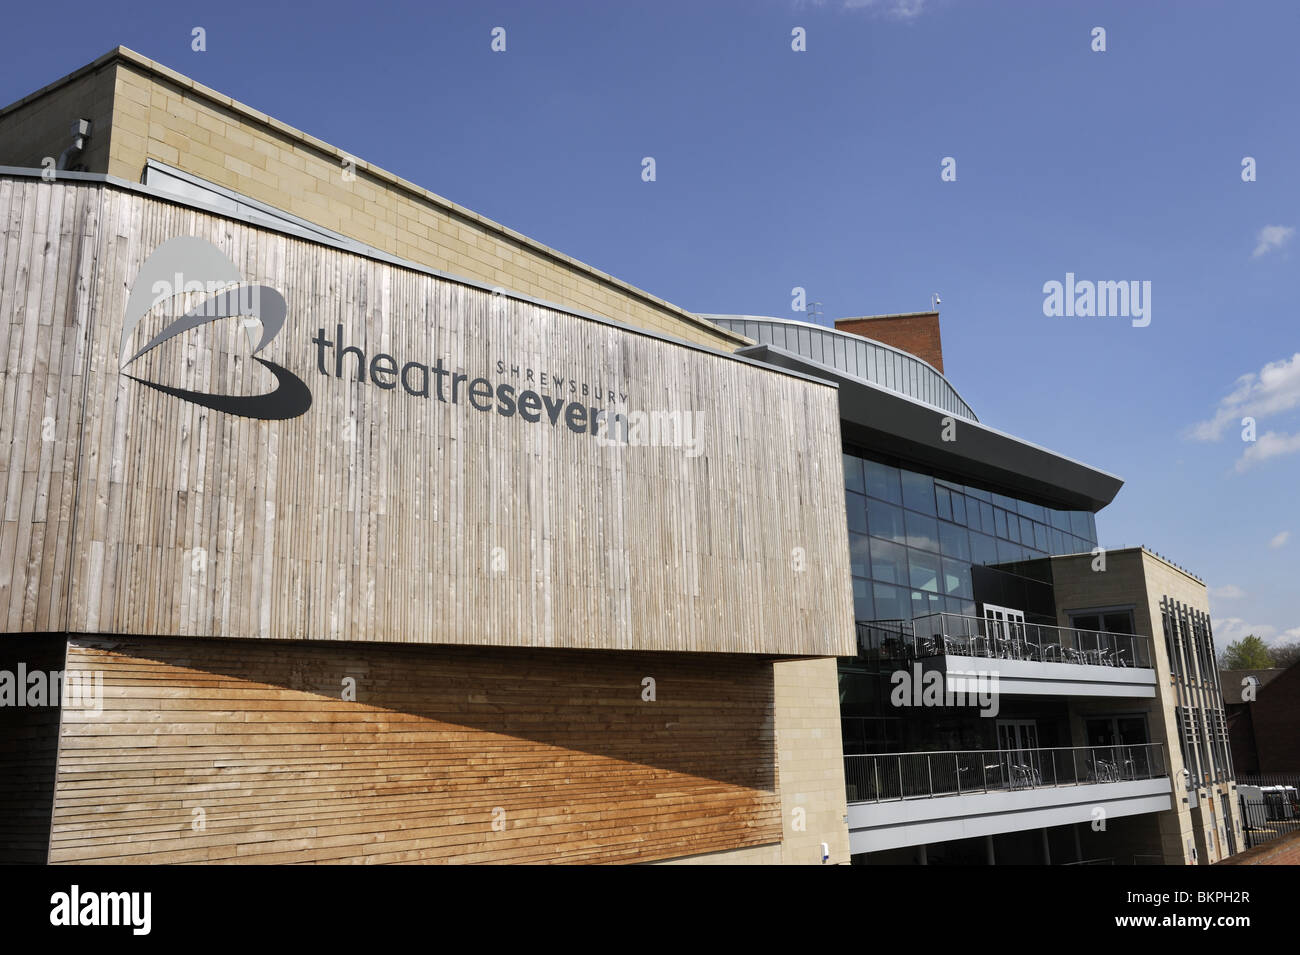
[843,448,1099,624]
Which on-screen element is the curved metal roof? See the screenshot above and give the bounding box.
[702,314,977,421]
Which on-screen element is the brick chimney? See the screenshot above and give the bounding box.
[834,311,945,373]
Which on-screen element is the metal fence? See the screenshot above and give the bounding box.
[911,613,1153,668]
[845,743,1167,803]
[1238,773,1300,850]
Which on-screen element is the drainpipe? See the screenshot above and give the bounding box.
[56,119,92,171]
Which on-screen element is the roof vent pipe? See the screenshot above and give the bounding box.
[57,119,92,171]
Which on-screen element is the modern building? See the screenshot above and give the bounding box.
[704,314,1244,865]
[0,47,856,865]
[0,46,1243,867]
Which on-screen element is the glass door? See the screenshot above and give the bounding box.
[1085,715,1150,778]
[983,603,1026,659]
[996,719,1040,788]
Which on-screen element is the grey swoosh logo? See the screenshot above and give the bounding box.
[122,237,311,420]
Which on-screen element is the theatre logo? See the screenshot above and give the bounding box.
[120,236,312,420]
[121,238,699,454]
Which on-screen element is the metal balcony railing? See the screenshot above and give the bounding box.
[857,613,1154,669]
[844,743,1167,803]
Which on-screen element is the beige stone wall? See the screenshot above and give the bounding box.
[655,844,783,864]
[1047,548,1244,864]
[774,657,851,864]
[0,46,743,352]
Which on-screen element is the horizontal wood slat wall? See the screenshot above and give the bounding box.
[0,177,854,656]
[49,637,781,864]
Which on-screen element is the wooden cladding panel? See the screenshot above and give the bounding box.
[0,178,854,656]
[49,637,781,864]
[0,179,99,633]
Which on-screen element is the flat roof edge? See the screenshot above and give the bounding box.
[0,45,748,350]
[0,168,828,389]
[741,342,1124,511]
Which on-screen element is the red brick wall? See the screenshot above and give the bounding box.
[1251,663,1300,773]
[835,312,945,373]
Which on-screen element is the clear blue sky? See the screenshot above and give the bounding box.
[4,0,1296,652]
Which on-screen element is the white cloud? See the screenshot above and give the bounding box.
[1214,618,1300,649]
[1253,224,1295,257]
[1235,430,1300,472]
[809,0,929,18]
[1270,530,1290,549]
[1214,617,1281,644]
[1209,584,1246,599]
[1189,352,1300,442]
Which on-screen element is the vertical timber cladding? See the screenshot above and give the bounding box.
[23,178,852,656]
[50,637,781,864]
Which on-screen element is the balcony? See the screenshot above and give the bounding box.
[859,614,1159,698]
[845,744,1173,854]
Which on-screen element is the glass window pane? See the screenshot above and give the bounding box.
[872,582,909,619]
[847,492,868,534]
[939,521,971,561]
[909,551,941,594]
[1034,522,1049,551]
[996,538,1021,563]
[936,486,952,521]
[1069,511,1090,538]
[1019,516,1035,544]
[843,454,864,493]
[867,498,907,544]
[1017,500,1046,523]
[965,485,993,503]
[992,493,1018,512]
[951,493,968,526]
[1049,508,1070,531]
[941,558,973,598]
[979,501,995,533]
[1051,528,1067,555]
[869,538,907,585]
[850,532,871,578]
[912,588,943,618]
[1103,612,1134,634]
[905,511,940,552]
[864,459,902,504]
[901,470,936,515]
[853,578,874,621]
[970,531,999,566]
[995,508,1010,540]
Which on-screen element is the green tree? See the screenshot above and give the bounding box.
[1219,635,1275,669]
[1270,642,1300,669]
